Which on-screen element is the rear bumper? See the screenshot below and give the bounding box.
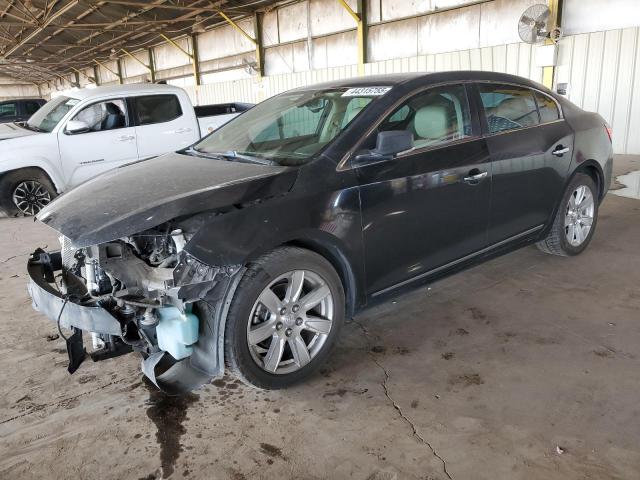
[603,155,613,199]
[27,249,122,336]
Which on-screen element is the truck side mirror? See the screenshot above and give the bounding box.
[65,120,90,135]
[354,130,414,165]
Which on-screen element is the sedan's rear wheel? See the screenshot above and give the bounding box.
[224,247,344,389]
[565,184,595,247]
[536,173,599,256]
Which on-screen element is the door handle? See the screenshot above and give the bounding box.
[175,127,192,134]
[117,135,135,141]
[463,170,488,185]
[552,145,570,157]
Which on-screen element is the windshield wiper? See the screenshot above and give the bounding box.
[184,147,224,160]
[185,147,277,166]
[23,123,43,132]
[218,151,277,166]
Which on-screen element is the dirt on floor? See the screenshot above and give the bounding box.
[1,157,640,480]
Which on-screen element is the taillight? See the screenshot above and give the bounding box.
[605,124,613,142]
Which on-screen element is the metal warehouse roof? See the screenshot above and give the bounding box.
[0,0,278,84]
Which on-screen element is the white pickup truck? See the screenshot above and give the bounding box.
[0,84,252,216]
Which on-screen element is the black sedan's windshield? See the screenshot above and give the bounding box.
[192,87,387,166]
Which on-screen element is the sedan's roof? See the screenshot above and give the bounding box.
[289,71,551,95]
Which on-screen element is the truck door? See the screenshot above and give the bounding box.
[130,94,199,159]
[58,98,138,187]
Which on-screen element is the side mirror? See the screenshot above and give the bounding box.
[65,120,90,135]
[354,130,414,165]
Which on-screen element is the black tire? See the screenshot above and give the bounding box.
[224,246,345,389]
[536,172,599,256]
[0,168,57,217]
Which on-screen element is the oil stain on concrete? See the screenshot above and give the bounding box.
[143,379,198,478]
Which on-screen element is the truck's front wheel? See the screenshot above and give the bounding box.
[0,168,57,217]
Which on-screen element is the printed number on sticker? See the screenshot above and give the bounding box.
[342,87,392,97]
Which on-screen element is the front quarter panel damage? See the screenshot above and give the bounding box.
[143,264,245,394]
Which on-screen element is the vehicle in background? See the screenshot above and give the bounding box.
[0,84,252,216]
[195,102,254,134]
[27,72,612,394]
[0,98,45,124]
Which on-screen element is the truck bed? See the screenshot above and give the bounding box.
[195,102,254,136]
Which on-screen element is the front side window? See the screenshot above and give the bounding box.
[192,88,382,166]
[133,94,182,125]
[0,102,16,118]
[535,92,560,123]
[479,84,540,133]
[69,99,127,133]
[360,85,473,152]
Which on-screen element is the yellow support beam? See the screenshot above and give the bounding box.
[159,33,193,58]
[254,11,265,77]
[217,10,263,77]
[71,66,93,82]
[217,11,257,46]
[337,0,359,22]
[121,49,153,72]
[542,0,563,89]
[338,0,366,75]
[94,58,122,84]
[159,33,200,85]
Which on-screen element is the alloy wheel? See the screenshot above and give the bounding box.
[565,184,595,247]
[12,180,52,216]
[247,270,334,375]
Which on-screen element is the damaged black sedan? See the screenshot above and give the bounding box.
[28,72,613,393]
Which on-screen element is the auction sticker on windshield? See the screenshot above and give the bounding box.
[342,87,391,97]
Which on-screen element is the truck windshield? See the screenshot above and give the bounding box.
[192,87,385,166]
[27,96,80,133]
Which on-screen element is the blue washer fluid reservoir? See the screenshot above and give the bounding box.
[155,306,199,360]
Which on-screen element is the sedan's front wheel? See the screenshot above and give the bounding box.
[224,247,345,389]
[536,172,599,256]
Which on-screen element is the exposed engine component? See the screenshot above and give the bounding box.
[53,225,210,366]
[36,222,240,392]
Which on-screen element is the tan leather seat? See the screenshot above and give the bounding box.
[495,97,530,122]
[413,104,450,142]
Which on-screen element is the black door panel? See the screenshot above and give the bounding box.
[486,121,574,243]
[357,138,492,294]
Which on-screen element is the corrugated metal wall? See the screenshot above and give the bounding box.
[187,26,640,155]
[0,79,39,100]
[186,40,543,108]
[557,27,640,154]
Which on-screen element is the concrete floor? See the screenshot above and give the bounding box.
[1,157,640,480]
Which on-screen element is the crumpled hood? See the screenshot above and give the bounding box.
[0,122,40,140]
[37,152,297,247]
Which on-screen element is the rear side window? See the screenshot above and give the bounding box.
[132,95,182,125]
[0,102,16,118]
[478,84,540,134]
[535,92,560,123]
[23,101,42,115]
